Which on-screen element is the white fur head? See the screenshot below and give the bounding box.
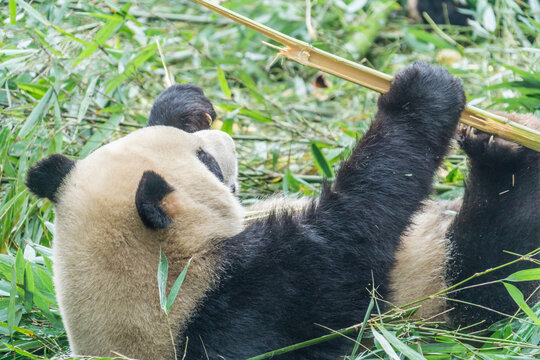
[27,126,244,359]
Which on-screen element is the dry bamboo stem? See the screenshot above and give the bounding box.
[192,0,540,152]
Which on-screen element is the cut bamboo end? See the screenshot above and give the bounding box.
[192,0,540,152]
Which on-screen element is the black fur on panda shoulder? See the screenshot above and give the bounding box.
[183,63,466,359]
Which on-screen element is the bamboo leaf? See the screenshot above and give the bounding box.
[221,108,240,135]
[77,76,100,123]
[0,322,36,338]
[14,0,86,44]
[240,109,273,123]
[23,262,35,312]
[73,15,125,65]
[3,343,42,359]
[16,83,49,100]
[8,267,16,336]
[217,67,232,98]
[503,282,540,326]
[372,327,401,360]
[9,0,16,24]
[408,29,454,49]
[350,297,374,357]
[482,6,497,32]
[18,87,54,138]
[15,248,24,287]
[505,269,540,282]
[166,258,192,313]
[376,325,427,360]
[80,114,123,157]
[105,43,157,94]
[157,251,168,312]
[310,142,334,178]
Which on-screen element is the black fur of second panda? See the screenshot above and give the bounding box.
[412,0,471,25]
[447,126,539,325]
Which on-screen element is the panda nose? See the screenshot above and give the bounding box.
[230,184,236,193]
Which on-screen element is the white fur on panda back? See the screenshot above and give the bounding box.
[53,127,244,359]
[246,195,312,214]
[389,199,462,319]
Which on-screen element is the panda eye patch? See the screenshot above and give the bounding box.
[196,149,224,183]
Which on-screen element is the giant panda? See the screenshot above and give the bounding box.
[25,63,539,359]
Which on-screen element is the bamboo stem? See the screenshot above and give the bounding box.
[192,0,540,152]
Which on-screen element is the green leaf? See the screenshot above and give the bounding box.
[503,282,540,326]
[3,343,42,359]
[310,142,334,178]
[419,343,468,353]
[481,6,497,32]
[80,114,123,157]
[105,43,157,94]
[217,67,232,98]
[283,169,300,193]
[73,3,131,65]
[77,76,100,123]
[73,16,124,65]
[8,267,16,336]
[505,268,540,282]
[502,65,540,83]
[16,83,49,99]
[221,108,240,135]
[15,0,85,44]
[166,258,192,313]
[23,262,35,312]
[376,325,427,360]
[9,0,16,24]
[372,327,400,360]
[18,87,55,138]
[239,109,273,123]
[407,29,454,49]
[350,297,374,357]
[157,251,168,312]
[15,248,24,287]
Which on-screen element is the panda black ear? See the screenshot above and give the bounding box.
[147,84,216,133]
[135,171,175,230]
[26,154,75,203]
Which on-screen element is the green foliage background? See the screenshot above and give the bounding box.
[0,0,539,358]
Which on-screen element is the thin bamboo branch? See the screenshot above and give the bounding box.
[192,0,540,152]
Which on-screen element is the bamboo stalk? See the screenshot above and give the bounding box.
[192,0,540,152]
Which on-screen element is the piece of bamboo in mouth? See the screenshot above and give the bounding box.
[192,0,540,152]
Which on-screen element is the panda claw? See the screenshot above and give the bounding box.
[457,114,540,163]
[466,126,474,138]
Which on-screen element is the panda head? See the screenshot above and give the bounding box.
[26,83,243,255]
[25,84,245,357]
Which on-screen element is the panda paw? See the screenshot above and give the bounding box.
[379,62,466,135]
[458,113,540,165]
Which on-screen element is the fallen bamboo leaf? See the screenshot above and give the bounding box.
[192,0,540,152]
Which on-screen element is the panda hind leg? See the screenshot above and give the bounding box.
[446,113,540,325]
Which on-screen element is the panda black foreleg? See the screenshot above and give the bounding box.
[311,63,465,284]
[447,114,540,325]
[182,63,466,359]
